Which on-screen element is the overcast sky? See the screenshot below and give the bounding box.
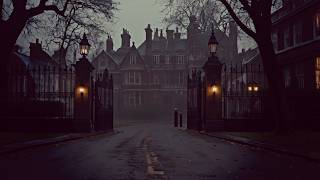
[112,0,164,49]
[17,0,255,54]
[111,0,255,51]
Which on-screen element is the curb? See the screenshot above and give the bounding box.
[0,130,117,155]
[199,131,320,163]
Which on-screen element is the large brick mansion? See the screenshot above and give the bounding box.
[92,16,238,119]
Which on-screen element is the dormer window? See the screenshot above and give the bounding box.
[130,55,137,64]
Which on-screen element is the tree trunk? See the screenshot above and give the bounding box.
[256,37,285,132]
[0,17,28,102]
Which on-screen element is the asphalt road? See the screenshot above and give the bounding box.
[1,122,320,180]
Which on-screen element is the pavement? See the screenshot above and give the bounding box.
[0,130,115,155]
[199,131,320,162]
[0,122,320,180]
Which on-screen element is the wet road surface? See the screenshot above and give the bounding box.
[1,122,320,180]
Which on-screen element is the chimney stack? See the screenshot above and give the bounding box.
[121,28,131,48]
[166,28,174,41]
[154,28,159,40]
[106,35,114,53]
[145,24,153,42]
[174,27,181,40]
[160,29,166,40]
[29,38,42,58]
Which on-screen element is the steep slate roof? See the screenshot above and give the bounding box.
[113,47,131,64]
[138,38,188,55]
[119,44,147,69]
[92,50,118,66]
[239,48,261,65]
[13,52,58,67]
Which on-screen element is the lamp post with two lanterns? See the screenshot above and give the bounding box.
[73,34,95,132]
[202,26,224,131]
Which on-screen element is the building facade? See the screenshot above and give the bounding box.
[92,17,238,119]
[271,0,320,90]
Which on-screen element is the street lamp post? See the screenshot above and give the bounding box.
[202,26,224,131]
[73,33,95,132]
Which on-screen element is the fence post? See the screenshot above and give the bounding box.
[73,56,94,132]
[179,112,183,127]
[202,55,223,131]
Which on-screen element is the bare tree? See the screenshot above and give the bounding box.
[0,0,117,98]
[1,0,116,64]
[42,1,115,66]
[159,0,237,34]
[216,0,284,130]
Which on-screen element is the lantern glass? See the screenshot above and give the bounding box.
[211,84,218,94]
[80,44,90,56]
[77,86,87,98]
[209,43,217,54]
[79,34,91,57]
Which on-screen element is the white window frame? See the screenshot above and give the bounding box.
[127,72,142,85]
[153,55,160,64]
[177,55,184,64]
[130,55,137,64]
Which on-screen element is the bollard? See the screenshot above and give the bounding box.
[174,108,178,127]
[179,112,183,127]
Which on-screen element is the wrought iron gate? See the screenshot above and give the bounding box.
[93,69,113,131]
[187,70,203,131]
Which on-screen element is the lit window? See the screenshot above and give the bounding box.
[315,57,320,89]
[314,13,320,37]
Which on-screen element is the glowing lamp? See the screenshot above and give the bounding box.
[208,25,219,56]
[79,34,91,57]
[77,86,87,99]
[211,85,218,94]
[248,82,259,93]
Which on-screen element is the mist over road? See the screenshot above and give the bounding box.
[1,122,319,180]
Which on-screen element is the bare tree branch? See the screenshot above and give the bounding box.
[219,0,257,40]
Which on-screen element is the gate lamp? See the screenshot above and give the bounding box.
[210,83,218,95]
[79,33,91,57]
[208,24,219,57]
[77,86,87,99]
[248,82,259,93]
